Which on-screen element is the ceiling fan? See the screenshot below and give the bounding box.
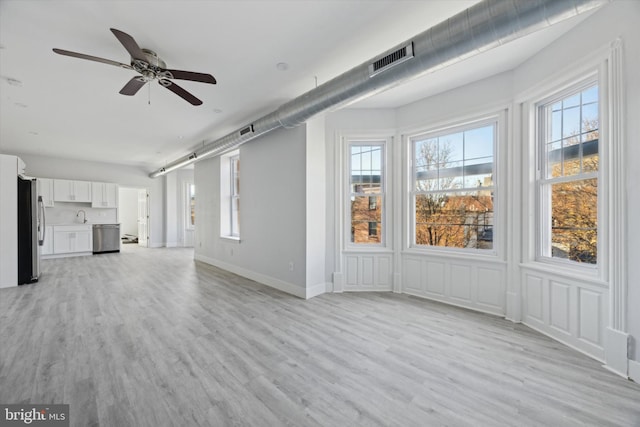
[53,28,216,106]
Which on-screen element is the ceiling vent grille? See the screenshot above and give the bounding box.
[369,42,414,77]
[239,124,254,136]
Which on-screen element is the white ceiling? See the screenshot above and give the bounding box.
[0,0,590,172]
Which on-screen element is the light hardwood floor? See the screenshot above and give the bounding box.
[1,245,639,427]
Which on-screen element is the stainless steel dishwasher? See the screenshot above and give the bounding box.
[93,224,120,253]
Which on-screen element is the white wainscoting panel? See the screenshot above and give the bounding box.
[402,254,506,316]
[521,266,606,361]
[345,256,359,286]
[403,258,422,293]
[425,261,446,296]
[477,267,503,309]
[549,281,571,334]
[524,275,544,323]
[579,289,602,346]
[343,253,393,291]
[450,264,472,301]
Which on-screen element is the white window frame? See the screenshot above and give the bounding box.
[408,115,500,256]
[345,138,388,249]
[220,150,240,241]
[535,76,601,272]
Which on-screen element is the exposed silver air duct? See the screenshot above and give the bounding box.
[149,0,607,178]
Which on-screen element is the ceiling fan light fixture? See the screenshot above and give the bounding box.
[53,28,216,106]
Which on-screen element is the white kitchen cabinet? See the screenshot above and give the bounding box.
[91,182,118,208]
[41,226,54,255]
[53,225,92,254]
[53,179,92,202]
[37,178,55,207]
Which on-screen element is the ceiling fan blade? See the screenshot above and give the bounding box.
[161,80,203,106]
[110,28,146,61]
[119,77,147,96]
[52,48,132,69]
[164,69,216,84]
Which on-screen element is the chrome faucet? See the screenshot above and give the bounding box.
[76,210,87,223]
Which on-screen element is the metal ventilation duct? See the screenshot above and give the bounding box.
[149,0,607,178]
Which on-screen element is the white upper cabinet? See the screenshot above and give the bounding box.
[37,178,55,207]
[53,179,92,202]
[91,182,118,208]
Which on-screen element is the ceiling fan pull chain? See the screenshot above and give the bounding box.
[148,83,151,105]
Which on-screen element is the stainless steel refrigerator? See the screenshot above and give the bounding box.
[17,177,45,284]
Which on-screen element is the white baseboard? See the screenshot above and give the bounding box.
[306,282,327,299]
[324,281,334,293]
[332,272,344,293]
[393,272,401,293]
[195,254,306,299]
[629,359,640,383]
[603,327,629,378]
[505,291,521,323]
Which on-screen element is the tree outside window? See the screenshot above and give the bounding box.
[539,84,599,264]
[411,123,495,250]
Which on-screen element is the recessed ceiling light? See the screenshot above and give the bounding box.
[213,108,223,114]
[276,62,289,72]
[14,102,28,108]
[28,131,38,135]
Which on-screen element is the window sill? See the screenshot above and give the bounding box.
[343,247,393,255]
[220,235,241,244]
[402,247,504,264]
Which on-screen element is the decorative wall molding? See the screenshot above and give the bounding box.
[606,38,627,333]
[521,268,606,361]
[402,255,506,316]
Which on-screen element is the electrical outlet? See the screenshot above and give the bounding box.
[289,261,294,272]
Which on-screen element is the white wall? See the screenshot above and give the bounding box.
[11,153,165,247]
[0,155,20,288]
[194,126,308,297]
[119,187,139,237]
[163,169,194,247]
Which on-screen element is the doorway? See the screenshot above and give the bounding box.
[118,187,149,248]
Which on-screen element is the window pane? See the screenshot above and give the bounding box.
[562,106,581,139]
[563,93,581,108]
[444,132,464,166]
[189,184,195,226]
[551,110,562,142]
[550,179,597,264]
[414,191,493,249]
[464,125,494,164]
[543,84,599,179]
[582,85,598,104]
[351,196,382,243]
[415,138,439,170]
[582,102,598,134]
[231,197,240,236]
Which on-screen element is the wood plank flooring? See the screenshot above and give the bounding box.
[1,245,639,426]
